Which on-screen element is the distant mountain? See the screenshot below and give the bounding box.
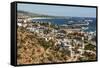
[18,10,40,16]
[17,10,71,19]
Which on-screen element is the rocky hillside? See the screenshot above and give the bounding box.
[17,27,72,65]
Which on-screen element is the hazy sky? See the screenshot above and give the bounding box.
[17,3,96,17]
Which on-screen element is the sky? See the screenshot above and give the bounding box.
[17,3,96,17]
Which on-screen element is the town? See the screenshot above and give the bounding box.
[17,12,96,64]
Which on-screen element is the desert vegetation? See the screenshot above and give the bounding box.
[17,27,71,65]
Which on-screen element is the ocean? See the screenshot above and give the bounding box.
[32,17,96,32]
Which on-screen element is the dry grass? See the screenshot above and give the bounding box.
[17,27,96,65]
[17,27,71,65]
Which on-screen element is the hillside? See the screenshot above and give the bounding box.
[17,10,70,19]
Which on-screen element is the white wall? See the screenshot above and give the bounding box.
[0,0,99,68]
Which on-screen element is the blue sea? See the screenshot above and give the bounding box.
[32,17,96,32]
